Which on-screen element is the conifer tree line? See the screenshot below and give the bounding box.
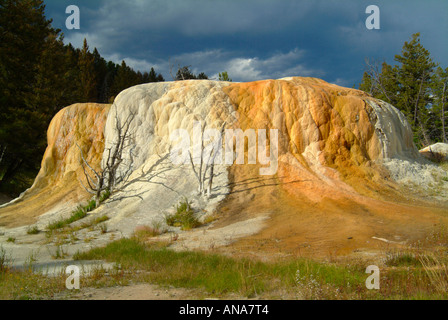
[359,33,448,149]
[0,0,165,195]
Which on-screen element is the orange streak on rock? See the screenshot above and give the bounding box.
[0,103,110,227]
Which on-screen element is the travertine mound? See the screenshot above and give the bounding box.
[420,142,448,161]
[102,77,420,207]
[1,77,443,252]
[107,78,419,186]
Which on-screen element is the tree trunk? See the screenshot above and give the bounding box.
[441,81,447,143]
[414,76,425,125]
[418,115,431,146]
[207,163,214,197]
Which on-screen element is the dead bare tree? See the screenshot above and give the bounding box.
[413,71,432,146]
[168,58,186,81]
[364,58,394,103]
[77,109,137,207]
[188,121,226,197]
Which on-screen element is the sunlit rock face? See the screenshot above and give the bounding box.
[0,78,421,227]
[108,77,418,178]
[0,103,110,227]
[37,103,110,190]
[420,143,448,161]
[222,77,418,164]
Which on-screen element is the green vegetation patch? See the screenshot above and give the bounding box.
[74,238,366,298]
[165,198,201,230]
[47,199,97,231]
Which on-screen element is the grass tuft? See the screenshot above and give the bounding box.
[46,200,98,231]
[385,251,422,267]
[134,222,166,240]
[99,189,111,203]
[26,226,39,235]
[165,198,201,230]
[0,246,10,273]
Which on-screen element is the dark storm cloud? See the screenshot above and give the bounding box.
[44,0,448,85]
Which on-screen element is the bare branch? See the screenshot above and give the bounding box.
[76,143,101,182]
[364,58,393,103]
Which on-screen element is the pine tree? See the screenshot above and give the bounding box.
[431,67,448,143]
[0,1,167,194]
[93,47,110,103]
[109,61,141,99]
[176,66,208,80]
[359,71,374,95]
[144,67,164,83]
[176,66,196,80]
[359,60,399,104]
[359,33,440,148]
[197,72,208,79]
[218,71,232,82]
[0,0,55,193]
[394,33,437,145]
[77,38,97,103]
[32,33,74,117]
[148,68,158,82]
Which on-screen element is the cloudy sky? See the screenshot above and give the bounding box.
[44,0,447,87]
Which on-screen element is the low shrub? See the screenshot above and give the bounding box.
[165,198,201,230]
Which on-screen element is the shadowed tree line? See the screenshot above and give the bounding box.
[0,0,166,196]
[359,33,448,148]
[0,0,217,197]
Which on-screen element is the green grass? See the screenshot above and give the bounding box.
[45,214,110,245]
[84,199,97,212]
[26,226,39,235]
[73,238,367,298]
[70,237,448,299]
[0,246,10,273]
[46,200,97,231]
[64,207,88,225]
[99,189,111,203]
[2,236,448,299]
[0,261,126,300]
[165,198,201,230]
[0,269,65,300]
[385,251,422,267]
[134,225,165,240]
[47,220,66,231]
[94,215,109,224]
[99,224,108,234]
[51,245,67,260]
